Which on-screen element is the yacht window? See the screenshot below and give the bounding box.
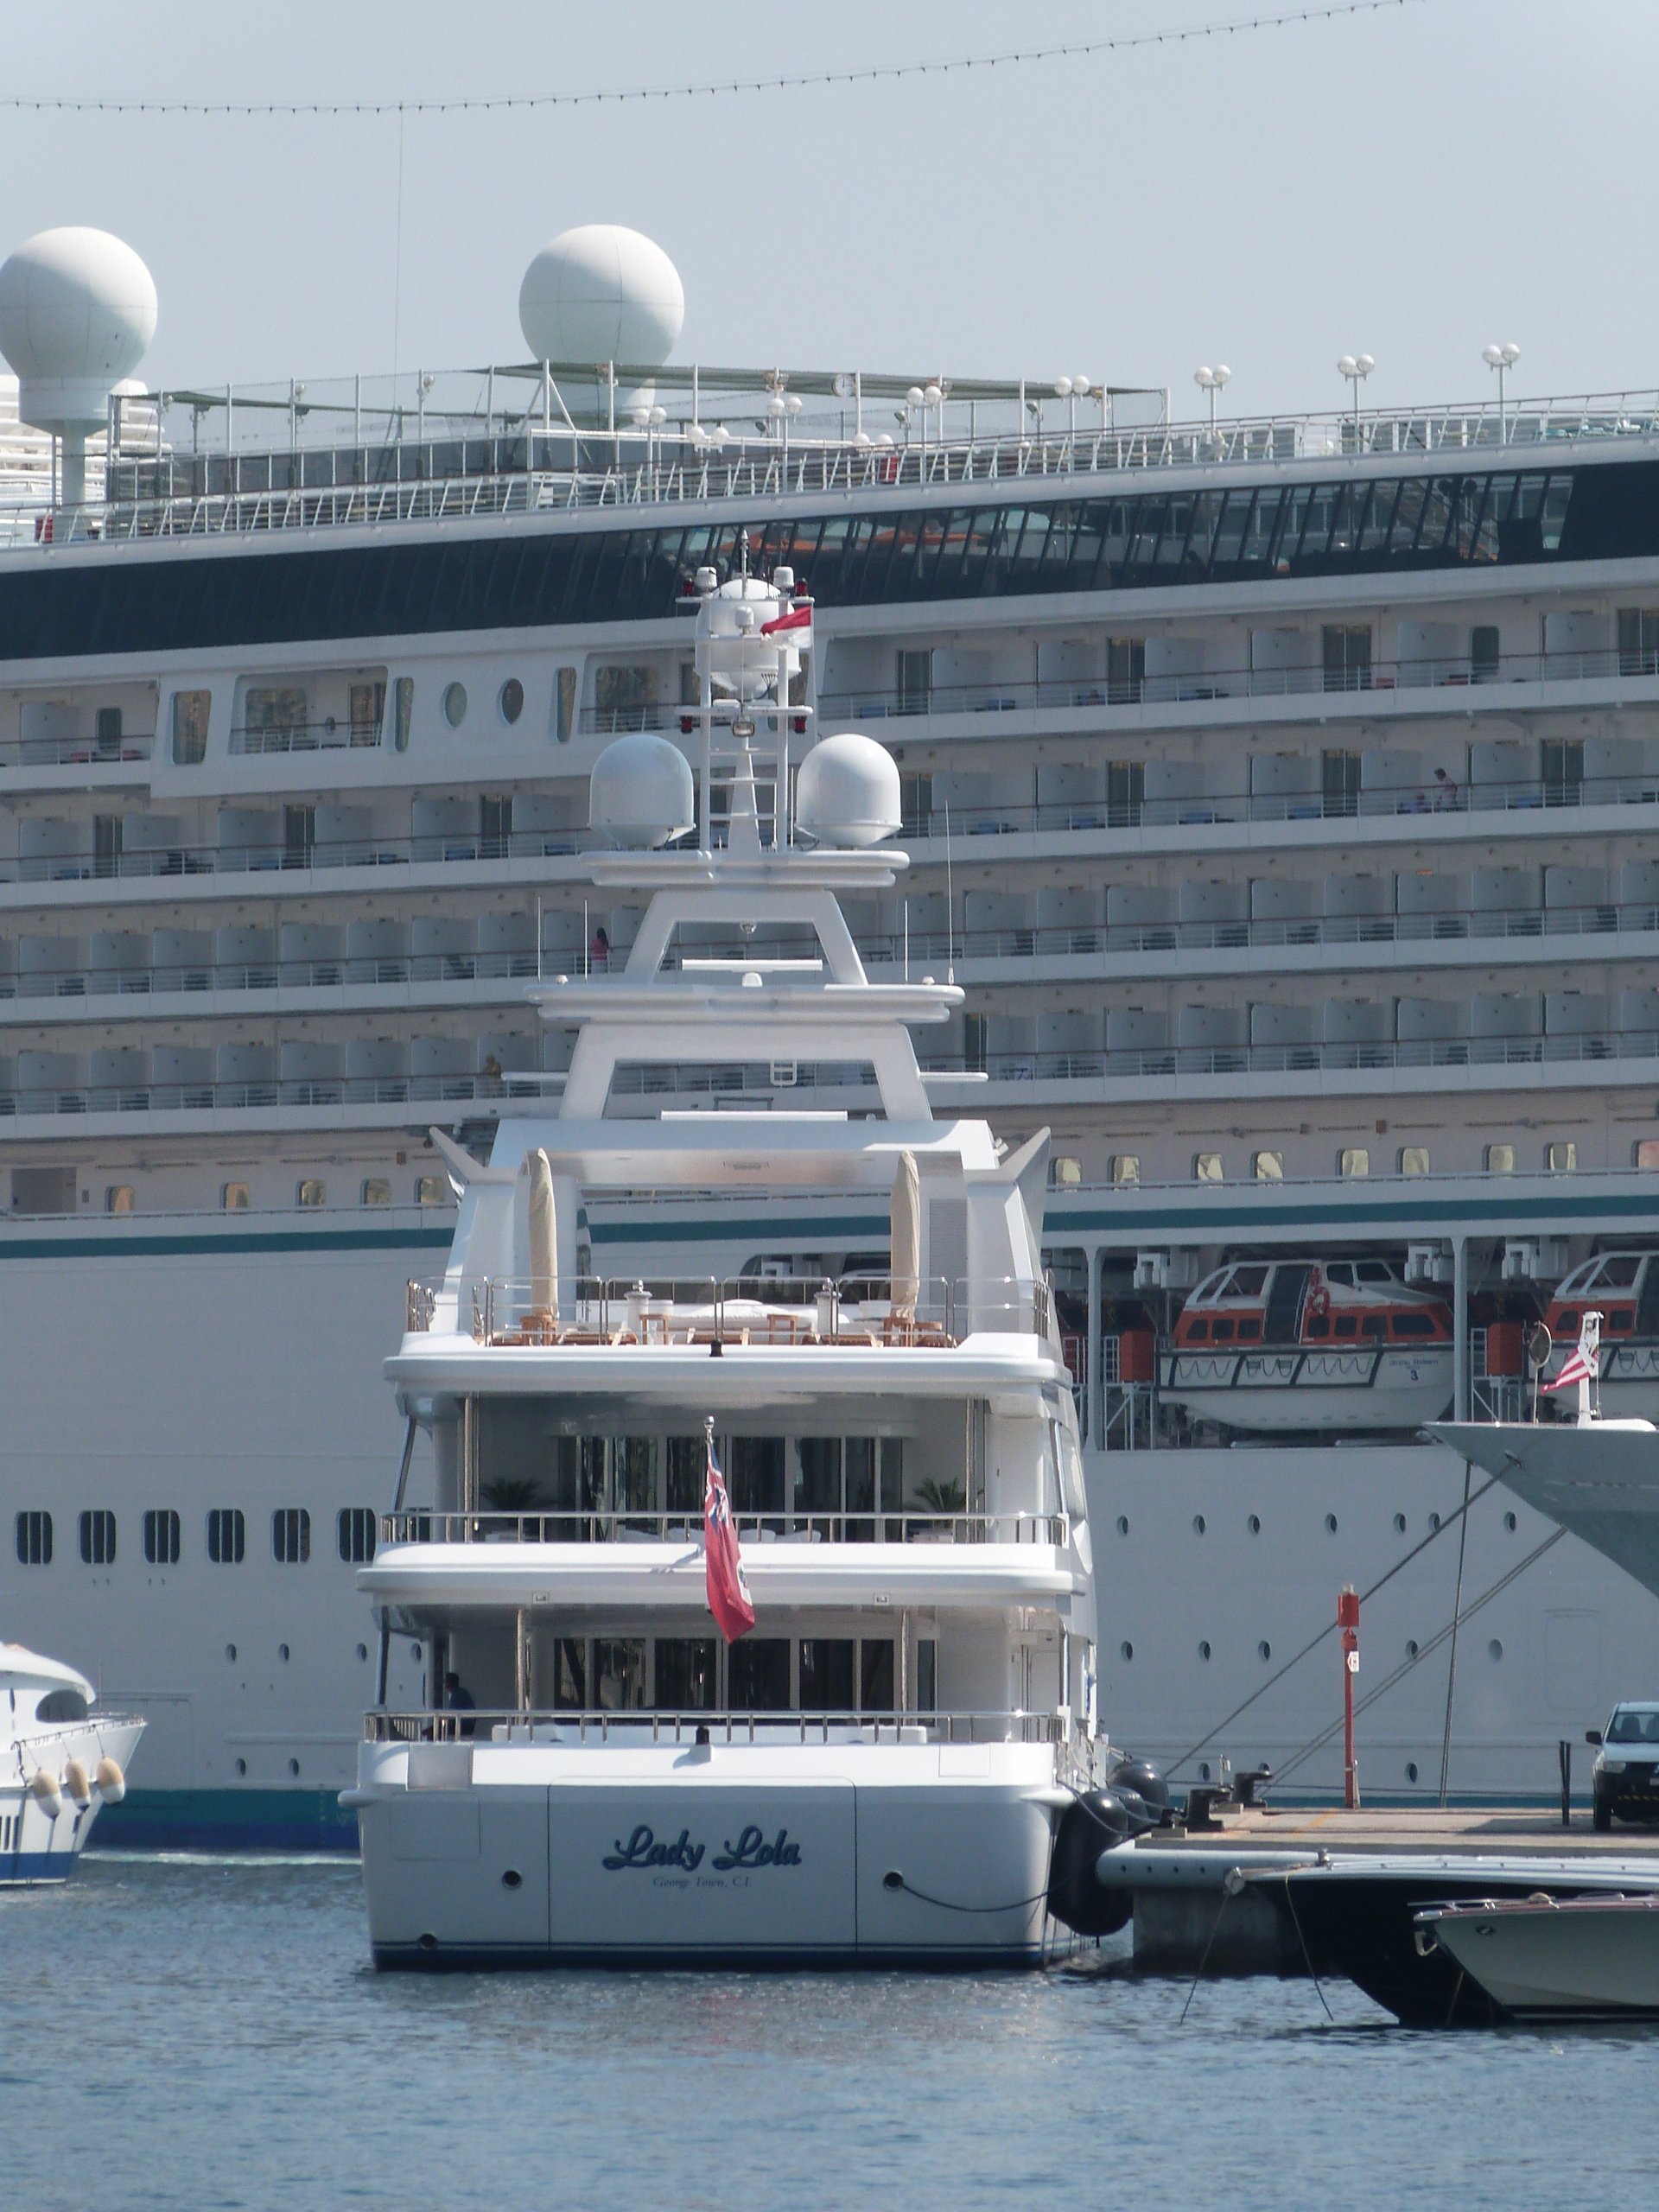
[35,1688,88,1723]
[728,1638,790,1711]
[1637,1141,1659,1172]
[499,677,524,726]
[207,1508,245,1564]
[594,664,658,732]
[442,681,468,728]
[361,1179,391,1207]
[296,1179,326,1208]
[654,1638,717,1710]
[915,1638,938,1713]
[245,686,308,750]
[143,1508,181,1566]
[15,1510,52,1565]
[555,666,576,743]
[665,1435,704,1516]
[171,689,210,765]
[1110,1154,1141,1185]
[1485,1143,1516,1173]
[222,1182,250,1211]
[1356,1262,1395,1285]
[337,1508,377,1563]
[1049,1155,1083,1187]
[861,1640,896,1713]
[728,1436,785,1519]
[1334,1314,1359,1339]
[1253,1150,1283,1180]
[593,1638,647,1711]
[1230,1266,1269,1297]
[1359,1316,1385,1343]
[1547,1141,1578,1173]
[1399,1146,1431,1177]
[1193,1153,1224,1183]
[79,1509,116,1566]
[1325,1263,1355,1287]
[272,1508,311,1565]
[798,1639,856,1712]
[106,1185,135,1214]
[1338,1148,1370,1178]
[391,675,413,752]
[554,1638,587,1708]
[1304,1316,1331,1339]
[416,1174,449,1206]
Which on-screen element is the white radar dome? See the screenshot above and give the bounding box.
[0,226,156,433]
[588,733,696,850]
[519,226,684,366]
[796,734,902,849]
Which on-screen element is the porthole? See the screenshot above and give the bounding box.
[356,1643,369,1663]
[1394,1512,1407,1534]
[1429,1511,1442,1532]
[1119,1641,1133,1662]
[1199,1762,1212,1782]
[1406,1761,1420,1783]
[499,678,524,726]
[1258,1640,1271,1662]
[288,1758,300,1777]
[1198,1640,1211,1662]
[1192,1514,1207,1536]
[1116,1515,1128,1536]
[234,1758,246,1778]
[410,1643,422,1662]
[1488,1638,1503,1661]
[1247,1514,1261,1535]
[501,1868,524,1890]
[1406,1640,1420,1659]
[442,681,468,728]
[1325,1513,1338,1534]
[278,1643,290,1662]
[1503,1511,1517,1533]
[226,1643,238,1663]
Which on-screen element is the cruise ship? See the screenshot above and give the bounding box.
[2,218,1658,1847]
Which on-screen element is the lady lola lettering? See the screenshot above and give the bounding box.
[602,1824,705,1872]
[713,1826,802,1871]
[600,1821,804,1872]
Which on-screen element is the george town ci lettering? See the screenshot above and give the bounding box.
[602,1821,803,1872]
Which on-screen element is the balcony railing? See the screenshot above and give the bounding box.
[378,1508,1066,1548]
[0,734,154,768]
[365,1705,1073,1747]
[229,718,384,755]
[9,827,584,886]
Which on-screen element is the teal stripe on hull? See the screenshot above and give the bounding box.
[95,1788,359,1855]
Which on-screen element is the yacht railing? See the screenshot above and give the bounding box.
[365,1705,1074,1747]
[378,1509,1066,1548]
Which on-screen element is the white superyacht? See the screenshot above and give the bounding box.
[2,217,1659,1840]
[346,569,1105,1963]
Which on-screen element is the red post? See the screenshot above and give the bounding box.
[1338,1584,1361,1808]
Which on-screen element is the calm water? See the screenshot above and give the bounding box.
[8,1855,1658,2212]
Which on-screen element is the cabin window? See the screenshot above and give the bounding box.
[1236,1317,1262,1341]
[594,664,658,731]
[391,675,413,752]
[1304,1317,1330,1340]
[1547,1141,1578,1173]
[272,1508,311,1565]
[727,1437,786,1519]
[654,1638,717,1709]
[1106,638,1146,706]
[171,689,210,764]
[1356,1262,1395,1284]
[1361,1315,1388,1340]
[442,682,468,728]
[1193,1153,1224,1182]
[1334,1314,1359,1339]
[36,1688,89,1722]
[361,1179,391,1207]
[728,1638,791,1710]
[861,1640,896,1711]
[79,1509,116,1565]
[1399,1146,1431,1176]
[499,677,524,726]
[1485,1143,1516,1173]
[207,1508,245,1564]
[593,1638,647,1710]
[1338,1147,1370,1178]
[1110,1154,1141,1184]
[895,649,931,715]
[143,1508,181,1566]
[1470,624,1502,681]
[416,1174,450,1206]
[798,1639,856,1711]
[1211,1319,1235,1343]
[296,1179,326,1208]
[1049,1155,1083,1187]
[1230,1266,1269,1297]
[15,1510,52,1565]
[1253,1150,1283,1180]
[337,1508,377,1564]
[1606,1311,1633,1333]
[222,1182,250,1211]
[106,1185,135,1213]
[555,667,576,742]
[245,686,308,750]
[1185,1318,1210,1343]
[1391,1313,1435,1338]
[1325,1262,1356,1287]
[1637,1141,1659,1172]
[1597,1255,1643,1288]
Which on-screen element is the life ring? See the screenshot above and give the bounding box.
[1306,1285,1332,1322]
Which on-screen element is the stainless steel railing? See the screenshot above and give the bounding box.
[377,1509,1068,1548]
[365,1705,1073,1747]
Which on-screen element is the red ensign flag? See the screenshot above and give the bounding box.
[760,604,811,636]
[703,1431,756,1643]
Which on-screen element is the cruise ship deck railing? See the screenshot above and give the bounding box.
[365,1705,1072,1747]
[378,1509,1067,1548]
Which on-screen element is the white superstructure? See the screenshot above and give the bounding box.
[346,572,1100,1964]
[1,1641,141,1882]
[3,221,1659,1843]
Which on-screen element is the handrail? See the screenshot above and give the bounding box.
[365,1704,1073,1746]
[378,1508,1067,1547]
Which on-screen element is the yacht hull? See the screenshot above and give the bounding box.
[1424,1897,1659,2021]
[350,1740,1063,1967]
[1,1717,145,1886]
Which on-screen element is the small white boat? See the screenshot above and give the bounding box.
[2,1643,143,1885]
[1416,1894,1659,2022]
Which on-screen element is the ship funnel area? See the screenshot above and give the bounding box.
[560,554,954,1123]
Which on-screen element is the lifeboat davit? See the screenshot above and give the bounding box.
[1543,1251,1659,1418]
[1160,1256,1453,1435]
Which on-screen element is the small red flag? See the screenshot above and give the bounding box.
[703,1431,755,1643]
[760,604,811,636]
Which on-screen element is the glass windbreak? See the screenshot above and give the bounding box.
[543,1631,902,1714]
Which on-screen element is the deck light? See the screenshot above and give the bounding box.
[1483,342,1522,440]
[1338,353,1374,435]
[1193,364,1231,429]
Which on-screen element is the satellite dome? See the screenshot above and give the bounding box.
[589,733,696,849]
[796,734,902,849]
[0,227,156,433]
[519,226,684,366]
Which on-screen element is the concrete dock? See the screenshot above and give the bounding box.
[1110,1806,1659,1973]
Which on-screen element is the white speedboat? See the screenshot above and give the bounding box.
[343,561,1113,1967]
[2,1643,142,1884]
[1415,1894,1659,2022]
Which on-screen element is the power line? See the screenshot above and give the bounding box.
[0,2,1417,118]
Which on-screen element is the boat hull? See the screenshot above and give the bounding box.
[1,1718,145,1886]
[351,1738,1063,1968]
[1427,1899,1659,2021]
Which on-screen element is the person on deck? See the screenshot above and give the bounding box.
[442,1670,477,1739]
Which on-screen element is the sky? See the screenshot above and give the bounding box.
[0,0,1650,422]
